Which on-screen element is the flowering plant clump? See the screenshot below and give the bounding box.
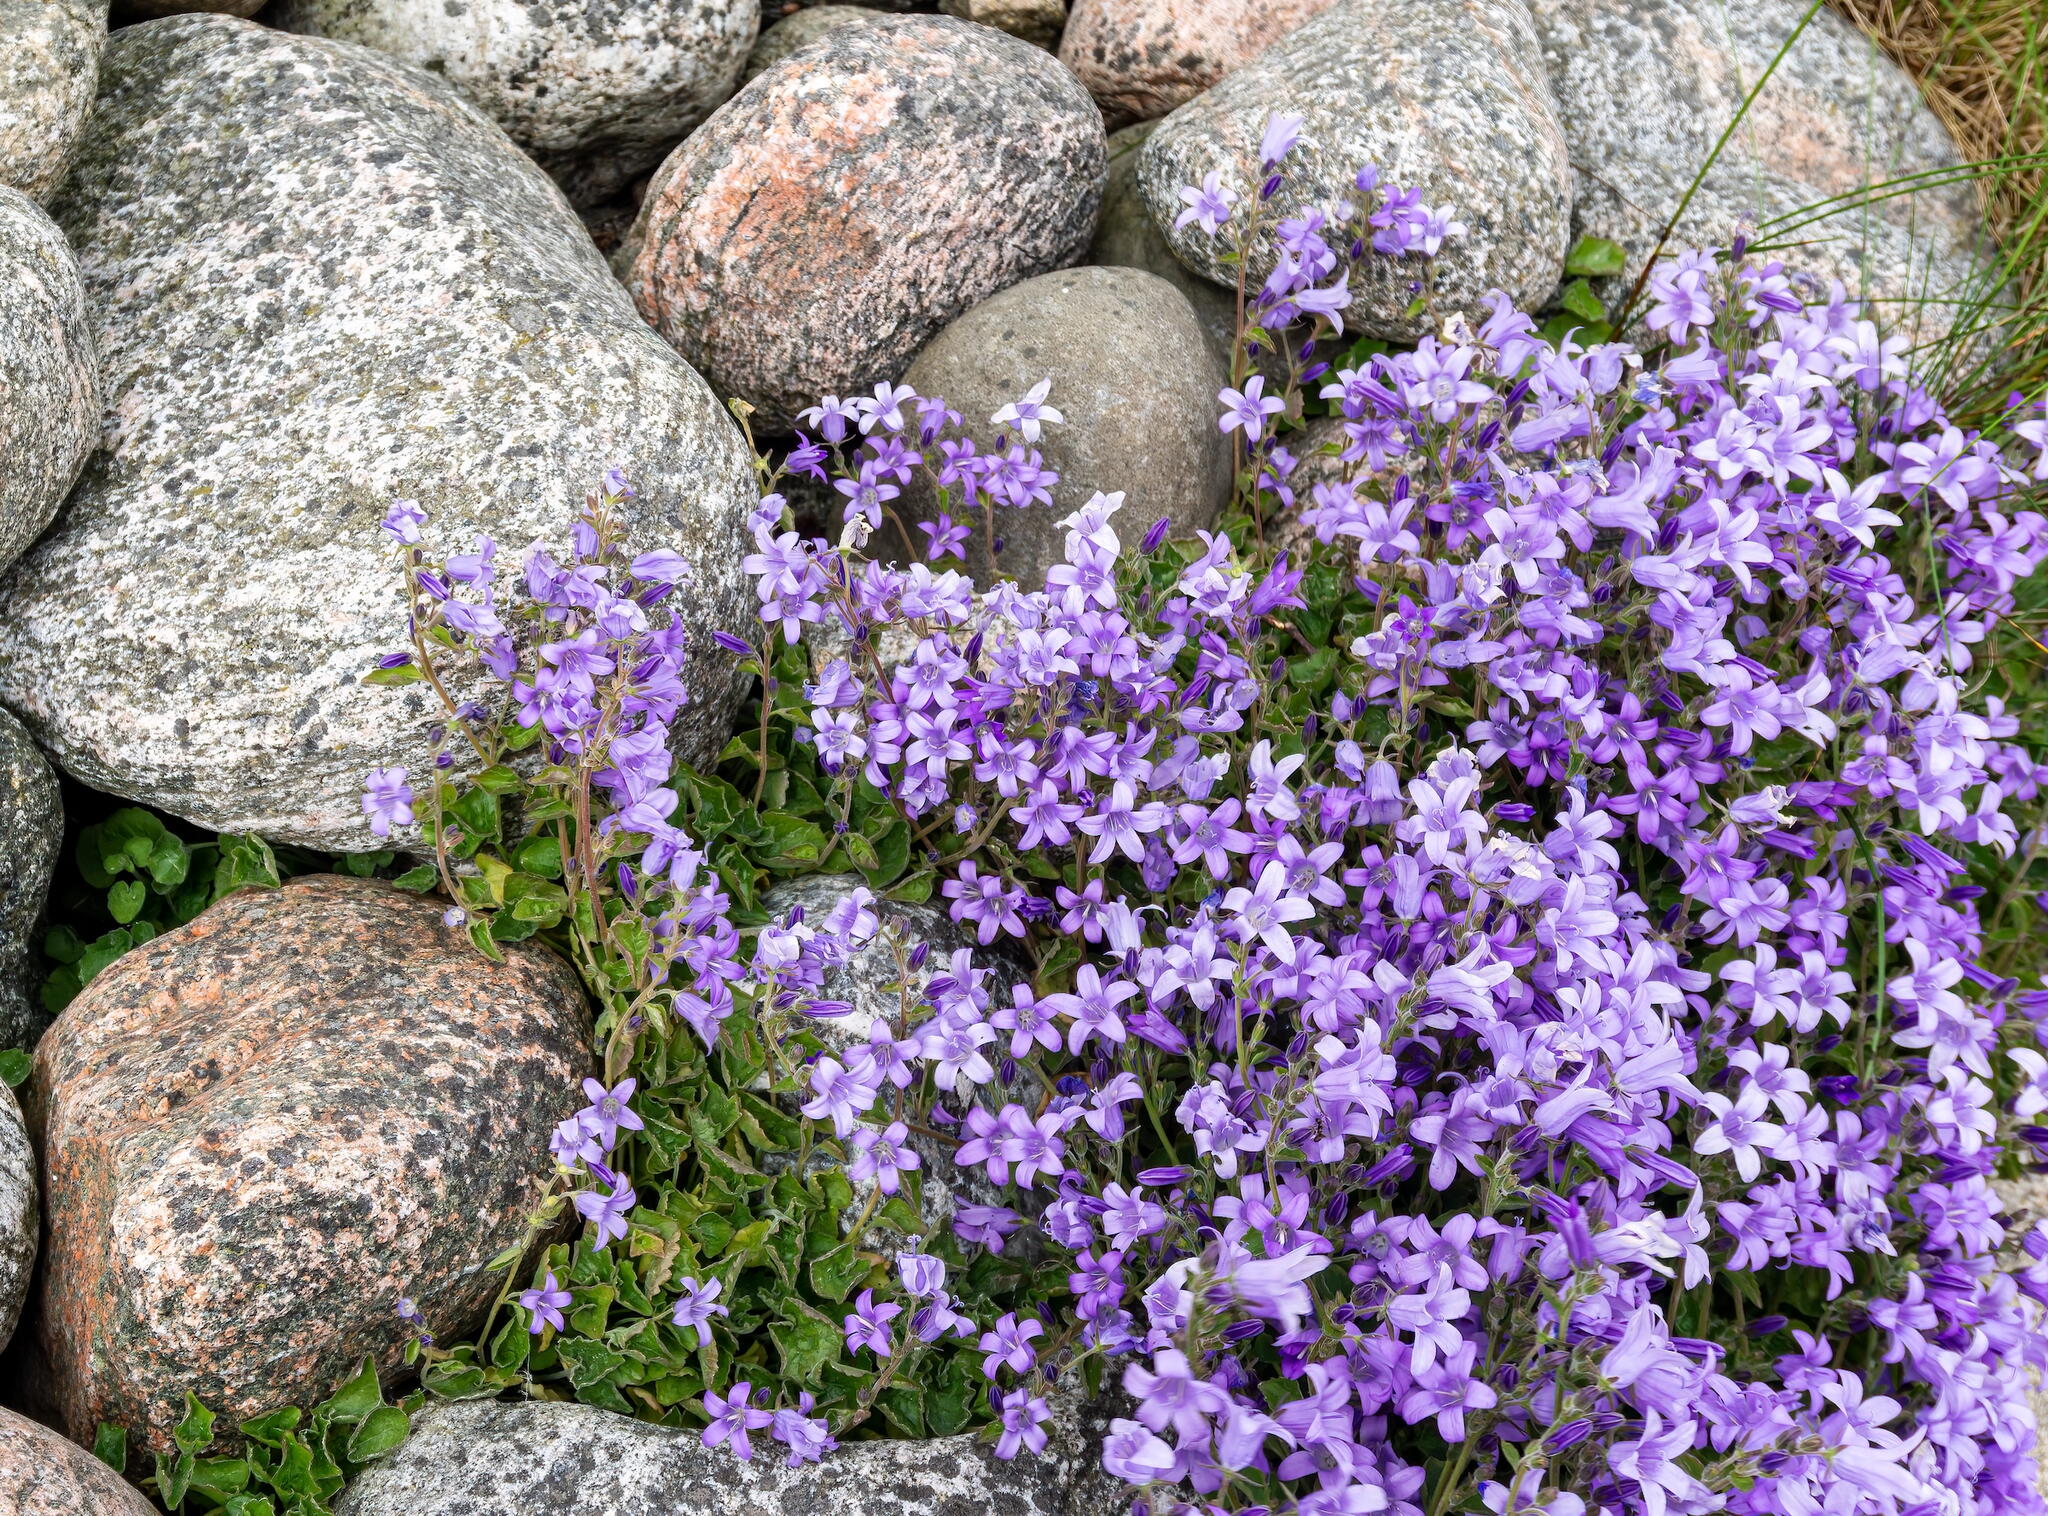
[364,120,2048,1516]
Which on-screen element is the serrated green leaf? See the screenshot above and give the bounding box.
[238,1407,302,1447]
[173,1394,216,1457]
[345,1405,409,1463]
[554,1336,626,1390]
[808,1243,874,1304]
[470,764,524,795]
[771,1298,842,1386]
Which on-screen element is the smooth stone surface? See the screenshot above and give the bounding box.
[623,15,1105,434]
[1529,0,1985,337]
[0,188,99,578]
[272,0,760,207]
[0,1084,33,1354]
[0,708,62,1053]
[1137,0,1572,339]
[337,1394,1125,1516]
[24,875,593,1453]
[0,1407,157,1516]
[938,0,1064,49]
[0,17,757,853]
[742,4,884,82]
[1089,120,1239,361]
[1059,0,1336,124]
[900,266,1230,588]
[0,0,103,203]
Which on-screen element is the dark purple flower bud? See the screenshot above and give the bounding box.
[711,630,753,656]
[1137,1166,1188,1187]
[1141,516,1172,553]
[1747,1316,1789,1337]
[908,941,930,971]
[377,652,414,670]
[616,863,636,901]
[1221,1319,1266,1343]
[1260,173,1283,200]
[1545,1419,1594,1452]
[1360,1145,1412,1186]
[1494,802,1536,823]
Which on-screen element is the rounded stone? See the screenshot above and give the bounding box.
[0,1083,34,1354]
[337,1393,1126,1516]
[0,1407,157,1516]
[0,0,103,204]
[742,5,885,83]
[0,188,100,580]
[1136,0,1572,340]
[899,266,1231,588]
[23,874,593,1453]
[1059,0,1337,124]
[271,0,761,207]
[1527,0,1986,338]
[0,17,757,853]
[0,707,63,1053]
[623,14,1107,435]
[937,0,1064,49]
[112,0,263,17]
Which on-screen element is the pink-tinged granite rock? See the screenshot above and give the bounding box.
[0,0,103,204]
[1059,0,1337,124]
[0,1408,157,1516]
[1136,0,1571,339]
[623,15,1105,434]
[24,875,592,1454]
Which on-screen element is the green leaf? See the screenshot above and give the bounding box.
[106,880,148,925]
[91,1422,127,1473]
[859,820,910,888]
[841,831,879,872]
[362,662,424,687]
[148,840,191,888]
[214,833,282,896]
[490,1315,531,1372]
[77,928,134,985]
[1559,277,1606,323]
[389,864,439,893]
[0,1049,29,1089]
[466,917,506,963]
[345,1405,409,1463]
[808,1243,874,1304]
[754,812,825,869]
[1563,234,1628,277]
[470,765,524,795]
[554,1337,626,1391]
[173,1394,217,1457]
[885,870,934,905]
[42,923,85,964]
[446,787,502,848]
[770,1299,842,1386]
[323,1357,384,1423]
[187,1455,251,1499]
[237,1407,302,1447]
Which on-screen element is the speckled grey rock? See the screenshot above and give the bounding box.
[1137,0,1572,339]
[623,15,1106,434]
[272,0,760,207]
[938,0,1064,49]
[25,875,593,1453]
[0,708,61,1053]
[338,1394,1125,1516]
[0,0,103,204]
[0,1407,156,1516]
[742,5,885,82]
[112,0,262,18]
[900,266,1230,588]
[1059,0,1336,124]
[0,17,756,853]
[1528,0,1986,341]
[0,188,99,579]
[0,1084,34,1354]
[1089,121,1238,361]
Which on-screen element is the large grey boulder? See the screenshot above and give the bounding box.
[900,267,1231,588]
[742,5,886,83]
[0,188,99,579]
[0,708,61,1052]
[1527,0,1987,339]
[338,1395,1125,1516]
[0,17,757,853]
[1137,0,1572,339]
[0,0,103,204]
[271,0,760,207]
[0,1083,33,1354]
[0,1407,156,1516]
[1060,0,1336,124]
[622,15,1106,435]
[1089,121,1239,361]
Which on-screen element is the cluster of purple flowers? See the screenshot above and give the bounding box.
[712,127,2048,1516]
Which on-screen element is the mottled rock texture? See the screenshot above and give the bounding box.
[900,266,1230,588]
[272,0,760,206]
[1060,0,1336,124]
[742,4,883,82]
[623,15,1106,434]
[0,1407,157,1516]
[0,0,103,203]
[1089,120,1238,360]
[112,0,262,18]
[0,708,62,1052]
[1137,0,1572,339]
[338,1392,1125,1516]
[939,0,1064,49]
[1528,0,1985,339]
[0,1084,34,1353]
[24,874,593,1452]
[0,17,756,853]
[0,188,99,578]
